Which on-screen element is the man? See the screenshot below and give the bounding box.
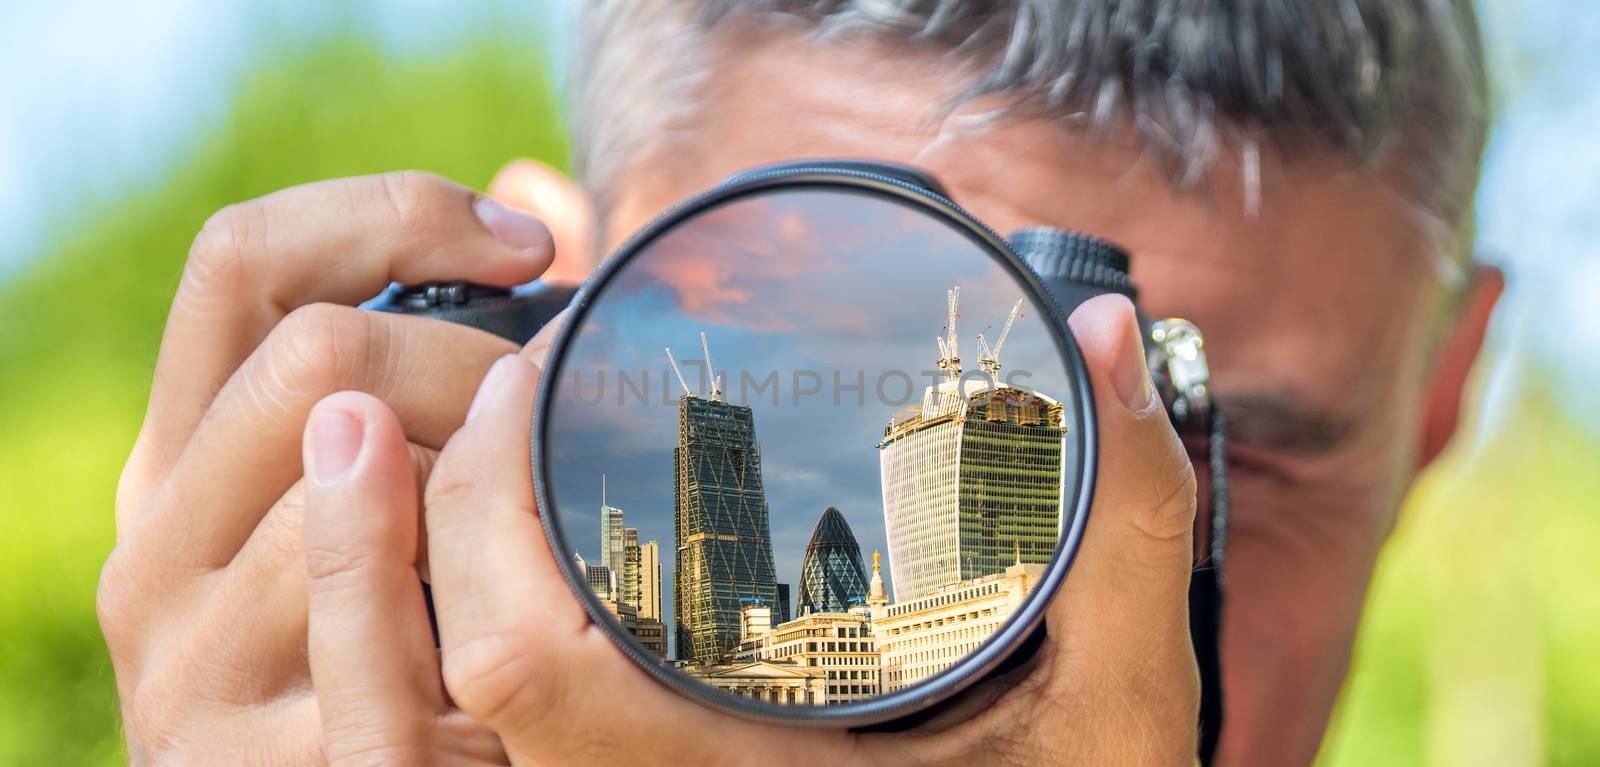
[99,0,1500,763]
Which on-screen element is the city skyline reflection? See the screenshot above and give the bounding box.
[543,188,1079,705]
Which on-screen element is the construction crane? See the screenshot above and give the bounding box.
[699,331,723,401]
[665,347,693,398]
[976,298,1024,390]
[935,287,961,381]
[665,332,724,401]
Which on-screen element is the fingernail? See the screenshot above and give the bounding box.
[473,196,552,256]
[1071,294,1158,414]
[1111,304,1157,413]
[309,409,364,485]
[467,355,521,423]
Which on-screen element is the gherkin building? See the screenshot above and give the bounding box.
[797,507,869,615]
[673,395,778,665]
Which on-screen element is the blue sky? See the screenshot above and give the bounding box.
[0,0,568,278]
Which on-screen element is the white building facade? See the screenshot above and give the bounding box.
[733,607,881,705]
[872,562,1045,692]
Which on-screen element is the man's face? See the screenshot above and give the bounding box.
[596,30,1465,764]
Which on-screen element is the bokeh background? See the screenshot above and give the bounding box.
[1,0,1594,763]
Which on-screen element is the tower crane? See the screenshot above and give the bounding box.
[935,287,962,382]
[665,347,693,398]
[700,331,724,401]
[665,332,724,401]
[976,298,1024,390]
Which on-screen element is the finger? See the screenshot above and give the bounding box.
[130,171,553,500]
[134,307,513,569]
[302,391,443,763]
[425,354,851,763]
[487,159,597,285]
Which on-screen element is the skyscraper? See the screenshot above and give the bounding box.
[635,538,666,658]
[797,507,869,615]
[622,528,641,610]
[600,478,626,576]
[673,394,779,664]
[638,540,662,622]
[878,379,1066,602]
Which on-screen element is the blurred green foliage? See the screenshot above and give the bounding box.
[1319,383,1600,766]
[1,21,1596,767]
[0,35,567,764]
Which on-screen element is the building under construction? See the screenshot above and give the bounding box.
[669,335,780,665]
[877,289,1067,602]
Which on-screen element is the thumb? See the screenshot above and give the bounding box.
[1018,293,1200,767]
[1068,292,1198,591]
[487,159,598,285]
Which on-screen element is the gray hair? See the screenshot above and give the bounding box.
[572,0,1486,244]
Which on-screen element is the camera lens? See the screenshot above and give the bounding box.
[532,171,1096,726]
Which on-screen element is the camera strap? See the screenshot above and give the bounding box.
[1191,404,1230,765]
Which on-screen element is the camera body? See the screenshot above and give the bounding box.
[365,276,577,342]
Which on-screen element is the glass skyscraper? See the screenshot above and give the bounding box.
[797,507,869,615]
[673,395,779,664]
[600,500,625,576]
[878,380,1066,602]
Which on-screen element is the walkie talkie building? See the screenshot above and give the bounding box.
[674,395,779,665]
[797,507,869,615]
[878,380,1066,602]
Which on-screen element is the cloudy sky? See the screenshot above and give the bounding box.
[543,188,1083,639]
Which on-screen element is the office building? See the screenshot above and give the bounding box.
[633,618,668,658]
[797,507,869,615]
[575,553,615,601]
[733,606,880,705]
[623,528,641,610]
[872,561,1046,692]
[673,394,779,664]
[638,540,663,622]
[597,592,668,658]
[600,490,626,577]
[878,379,1065,602]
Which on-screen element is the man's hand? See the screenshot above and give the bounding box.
[98,170,557,763]
[382,292,1200,765]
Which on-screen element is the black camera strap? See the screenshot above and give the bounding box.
[1191,404,1230,765]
